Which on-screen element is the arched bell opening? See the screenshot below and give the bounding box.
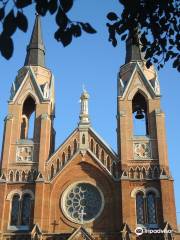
[132,92,149,136]
[21,96,36,139]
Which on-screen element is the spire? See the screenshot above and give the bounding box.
[79,88,90,125]
[125,30,143,64]
[24,14,45,67]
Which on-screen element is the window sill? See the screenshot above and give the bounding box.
[16,139,34,145]
[137,224,159,229]
[8,225,30,231]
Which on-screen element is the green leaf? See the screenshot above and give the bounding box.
[112,38,117,47]
[48,0,58,14]
[80,23,97,34]
[16,11,28,32]
[60,0,73,13]
[3,10,17,36]
[71,24,81,37]
[56,7,68,28]
[0,7,5,21]
[173,58,179,68]
[107,12,118,21]
[15,0,32,8]
[54,28,72,46]
[0,34,14,59]
[35,0,48,16]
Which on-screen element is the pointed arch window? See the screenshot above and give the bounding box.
[136,192,145,224]
[135,190,158,226]
[90,139,94,152]
[132,92,149,136]
[147,192,157,224]
[73,139,78,153]
[21,194,31,225]
[129,168,134,179]
[101,150,105,164]
[15,172,20,182]
[82,134,86,144]
[9,171,14,182]
[22,171,26,181]
[135,168,140,179]
[142,168,146,179]
[10,193,32,227]
[51,165,54,179]
[68,146,71,160]
[62,152,66,165]
[57,158,60,172]
[21,96,36,139]
[10,195,20,226]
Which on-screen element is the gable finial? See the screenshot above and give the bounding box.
[24,13,45,67]
[79,88,90,125]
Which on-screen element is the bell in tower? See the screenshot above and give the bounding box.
[135,107,144,120]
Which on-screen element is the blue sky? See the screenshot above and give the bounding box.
[0,0,179,224]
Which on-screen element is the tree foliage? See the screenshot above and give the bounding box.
[106,0,180,71]
[0,0,179,71]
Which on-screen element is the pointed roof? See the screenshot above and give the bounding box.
[125,30,143,64]
[68,227,94,240]
[24,14,45,67]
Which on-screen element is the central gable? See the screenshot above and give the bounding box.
[46,127,119,182]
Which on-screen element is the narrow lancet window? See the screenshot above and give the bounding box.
[21,96,36,139]
[10,195,20,226]
[136,192,145,224]
[21,194,31,225]
[82,134,86,144]
[132,92,149,136]
[147,192,157,224]
[73,139,77,153]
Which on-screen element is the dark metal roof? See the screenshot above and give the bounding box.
[125,31,143,64]
[24,14,45,67]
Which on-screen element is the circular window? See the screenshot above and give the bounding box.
[62,182,104,223]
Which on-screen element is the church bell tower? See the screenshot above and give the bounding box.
[117,33,179,239]
[1,14,55,180]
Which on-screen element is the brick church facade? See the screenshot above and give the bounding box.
[0,15,179,240]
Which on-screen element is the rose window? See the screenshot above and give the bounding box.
[62,183,103,223]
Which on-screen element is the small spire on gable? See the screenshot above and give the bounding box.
[79,87,90,125]
[24,14,45,67]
